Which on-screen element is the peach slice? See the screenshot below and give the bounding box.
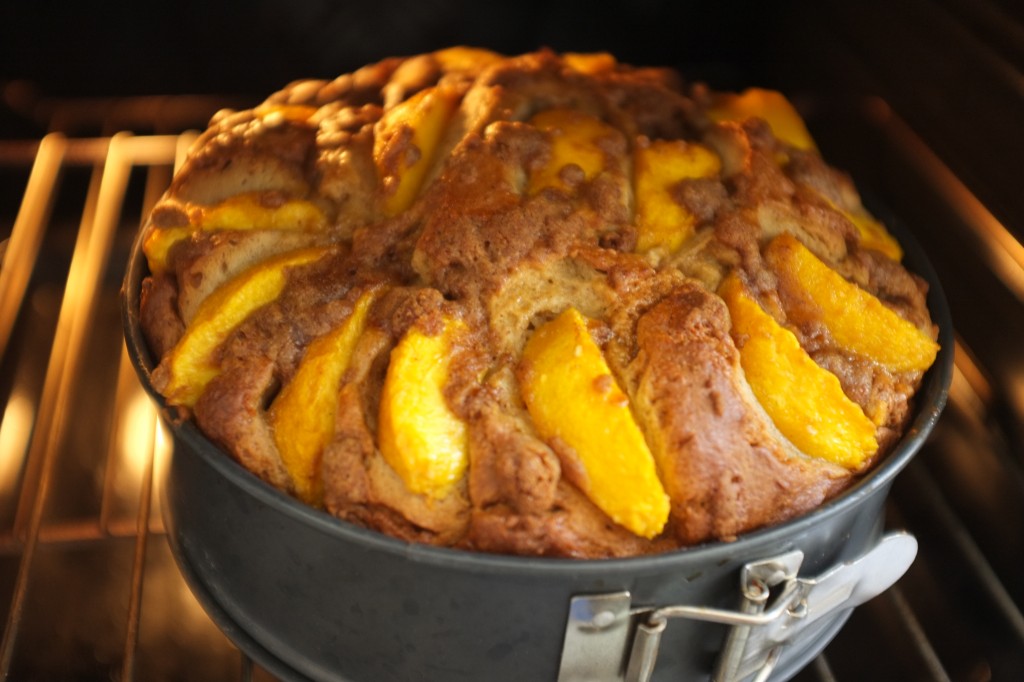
[253,103,318,123]
[159,247,328,407]
[527,108,620,195]
[708,88,816,152]
[634,139,721,253]
[810,192,902,261]
[519,308,669,538]
[142,193,326,274]
[143,225,193,275]
[844,207,903,261]
[377,316,470,499]
[269,290,377,504]
[766,233,938,372]
[175,230,327,326]
[563,52,617,74]
[433,46,503,73]
[196,192,325,232]
[719,272,878,469]
[374,85,460,216]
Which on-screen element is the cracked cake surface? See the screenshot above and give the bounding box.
[138,47,939,558]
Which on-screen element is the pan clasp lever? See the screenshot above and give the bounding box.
[556,532,918,682]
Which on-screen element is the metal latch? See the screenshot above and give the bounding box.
[557,532,918,682]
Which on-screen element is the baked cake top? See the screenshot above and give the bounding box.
[138,48,939,557]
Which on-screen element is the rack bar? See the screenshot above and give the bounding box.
[0,133,67,360]
[0,134,180,678]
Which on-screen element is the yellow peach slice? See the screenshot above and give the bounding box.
[269,290,377,504]
[719,273,878,469]
[766,233,937,372]
[708,88,816,152]
[634,139,721,253]
[160,247,328,407]
[433,46,503,73]
[563,52,617,74]
[377,316,470,499]
[253,104,318,123]
[143,225,193,275]
[374,86,459,216]
[527,108,620,195]
[519,308,669,538]
[142,194,326,274]
[196,193,325,232]
[845,207,903,261]
[811,192,902,260]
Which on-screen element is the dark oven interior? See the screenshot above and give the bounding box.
[1,1,1023,680]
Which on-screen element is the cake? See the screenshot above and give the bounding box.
[138,47,940,558]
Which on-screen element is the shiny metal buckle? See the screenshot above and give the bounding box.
[557,532,918,682]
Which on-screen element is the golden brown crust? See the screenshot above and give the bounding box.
[627,283,851,544]
[173,230,331,325]
[320,288,474,545]
[139,274,184,358]
[137,48,937,558]
[194,355,293,493]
